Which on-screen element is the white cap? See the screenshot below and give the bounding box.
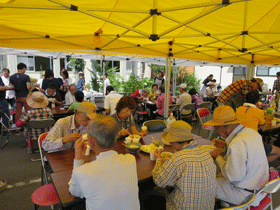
[178,84,187,89]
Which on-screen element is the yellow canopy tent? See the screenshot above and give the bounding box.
[1,0,280,117]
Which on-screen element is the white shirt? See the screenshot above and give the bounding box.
[69,150,140,210]
[104,91,122,115]
[103,78,111,95]
[176,92,192,111]
[42,115,87,153]
[63,77,72,86]
[1,75,15,99]
[205,87,215,97]
[37,78,44,89]
[65,92,76,105]
[216,125,269,204]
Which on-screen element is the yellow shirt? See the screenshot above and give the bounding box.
[236,103,265,132]
[148,91,157,102]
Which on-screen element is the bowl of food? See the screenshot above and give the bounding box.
[124,143,141,154]
[161,152,173,162]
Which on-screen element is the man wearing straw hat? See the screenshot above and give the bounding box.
[42,102,96,153]
[16,92,53,151]
[152,121,216,210]
[205,106,269,206]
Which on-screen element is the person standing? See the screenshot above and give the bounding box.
[272,71,280,105]
[104,86,122,115]
[200,74,213,96]
[154,71,165,87]
[36,71,45,90]
[77,72,85,92]
[10,63,32,123]
[1,68,16,109]
[41,69,62,93]
[0,76,14,132]
[103,73,111,95]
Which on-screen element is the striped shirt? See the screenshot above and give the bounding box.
[273,78,280,93]
[42,115,87,153]
[20,107,53,140]
[152,141,216,210]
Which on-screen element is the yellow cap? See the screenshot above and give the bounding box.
[77,102,96,119]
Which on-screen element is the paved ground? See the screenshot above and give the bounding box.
[0,122,280,210]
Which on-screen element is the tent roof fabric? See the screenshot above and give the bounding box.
[1,0,280,65]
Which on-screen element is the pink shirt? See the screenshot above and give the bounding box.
[157,93,173,116]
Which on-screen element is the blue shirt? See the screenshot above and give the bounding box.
[77,78,85,91]
[10,73,31,98]
[42,78,62,92]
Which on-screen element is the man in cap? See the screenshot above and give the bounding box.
[176,84,192,115]
[16,91,53,151]
[42,102,96,153]
[216,78,264,110]
[205,106,269,206]
[69,114,140,210]
[152,121,216,210]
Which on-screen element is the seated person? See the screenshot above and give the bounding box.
[216,85,222,96]
[69,114,140,210]
[67,91,84,113]
[111,95,148,140]
[42,102,96,153]
[188,88,203,110]
[104,86,122,115]
[148,84,158,102]
[176,83,192,115]
[156,85,173,116]
[236,90,280,162]
[131,88,150,100]
[152,121,216,210]
[205,106,269,206]
[44,84,63,107]
[204,82,218,111]
[65,84,77,105]
[16,92,53,151]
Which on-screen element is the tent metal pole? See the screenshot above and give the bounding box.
[246,64,254,80]
[172,59,176,96]
[164,56,172,119]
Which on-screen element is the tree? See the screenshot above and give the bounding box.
[67,58,86,72]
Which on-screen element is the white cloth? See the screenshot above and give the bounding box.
[104,91,122,115]
[65,92,76,105]
[69,150,140,210]
[63,77,72,86]
[215,125,269,206]
[1,75,15,99]
[42,115,87,153]
[205,87,215,97]
[36,78,44,89]
[103,78,111,95]
[176,92,192,113]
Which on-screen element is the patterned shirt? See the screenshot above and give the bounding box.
[42,115,87,153]
[157,93,173,116]
[191,94,203,110]
[273,78,280,93]
[217,80,252,108]
[19,107,53,140]
[152,141,216,210]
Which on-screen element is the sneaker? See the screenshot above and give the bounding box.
[0,179,7,193]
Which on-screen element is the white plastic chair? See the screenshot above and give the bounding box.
[219,194,256,210]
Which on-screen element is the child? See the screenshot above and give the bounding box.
[67,91,84,112]
[216,85,222,96]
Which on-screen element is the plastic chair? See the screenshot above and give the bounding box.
[219,194,256,210]
[180,103,195,126]
[27,119,55,161]
[197,108,213,136]
[143,120,167,132]
[198,101,210,109]
[0,109,26,149]
[31,132,60,210]
[169,104,180,120]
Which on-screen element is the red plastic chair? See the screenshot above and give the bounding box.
[197,108,213,136]
[31,132,60,210]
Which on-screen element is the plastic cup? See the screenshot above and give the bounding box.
[141,126,147,131]
[133,138,140,143]
[85,145,90,156]
[150,150,155,161]
[125,137,132,144]
[272,120,276,126]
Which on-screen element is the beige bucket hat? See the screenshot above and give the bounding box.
[204,105,242,126]
[77,102,96,119]
[26,92,49,108]
[162,120,193,143]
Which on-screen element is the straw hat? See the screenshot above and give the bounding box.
[77,102,96,119]
[26,92,49,108]
[254,78,264,87]
[204,106,242,126]
[162,120,193,143]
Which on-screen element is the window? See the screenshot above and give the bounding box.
[233,67,246,75]
[17,56,35,71]
[256,66,280,76]
[126,61,133,70]
[0,55,7,70]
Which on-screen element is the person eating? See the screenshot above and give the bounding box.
[42,102,96,153]
[111,95,148,140]
[148,84,158,102]
[69,114,140,210]
[44,84,63,107]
